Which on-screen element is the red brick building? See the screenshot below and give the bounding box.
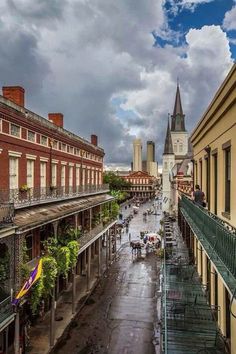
[0,86,117,353]
[120,171,156,200]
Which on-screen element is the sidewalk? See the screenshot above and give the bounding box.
[26,245,111,354]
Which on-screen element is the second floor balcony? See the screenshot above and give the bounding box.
[180,195,236,294]
[0,184,110,209]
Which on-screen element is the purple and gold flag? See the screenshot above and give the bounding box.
[13,259,42,305]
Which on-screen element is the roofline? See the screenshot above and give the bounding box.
[0,94,104,154]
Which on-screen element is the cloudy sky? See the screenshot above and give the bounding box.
[0,0,235,169]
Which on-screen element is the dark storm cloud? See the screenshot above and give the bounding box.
[0,1,233,169]
[0,22,50,96]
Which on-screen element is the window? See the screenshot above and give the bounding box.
[40,162,46,190]
[174,144,177,152]
[61,143,66,152]
[69,166,73,188]
[51,164,57,187]
[41,135,48,146]
[225,148,231,213]
[10,124,20,137]
[27,160,34,188]
[9,157,19,190]
[199,160,202,189]
[61,165,66,189]
[53,140,58,149]
[28,130,36,142]
[164,162,167,169]
[76,166,80,188]
[76,148,80,156]
[69,146,74,154]
[179,143,183,153]
[25,234,33,260]
[214,155,218,214]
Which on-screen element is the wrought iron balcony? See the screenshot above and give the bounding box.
[0,296,14,328]
[180,195,236,294]
[0,184,110,209]
[0,203,14,228]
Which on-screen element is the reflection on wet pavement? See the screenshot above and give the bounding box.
[54,201,162,354]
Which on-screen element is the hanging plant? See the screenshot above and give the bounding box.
[110,201,119,219]
[56,246,70,277]
[30,277,44,314]
[67,241,79,268]
[42,256,58,297]
[20,263,31,282]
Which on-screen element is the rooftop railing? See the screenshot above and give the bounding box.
[180,195,236,294]
[0,184,110,209]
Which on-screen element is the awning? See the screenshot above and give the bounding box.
[14,194,114,232]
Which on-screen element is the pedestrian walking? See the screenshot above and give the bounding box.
[192,184,206,207]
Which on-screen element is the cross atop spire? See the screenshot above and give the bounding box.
[171,81,186,132]
[163,114,174,155]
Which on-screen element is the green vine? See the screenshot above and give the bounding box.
[56,246,70,277]
[67,241,79,268]
[41,256,58,297]
[30,278,44,314]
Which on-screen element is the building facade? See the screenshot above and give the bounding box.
[121,171,156,200]
[179,63,236,353]
[0,86,117,353]
[162,84,189,213]
[132,138,142,172]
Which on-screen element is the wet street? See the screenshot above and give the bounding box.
[54,201,161,354]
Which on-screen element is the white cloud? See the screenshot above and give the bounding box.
[223,5,236,31]
[168,0,214,15]
[0,1,234,168]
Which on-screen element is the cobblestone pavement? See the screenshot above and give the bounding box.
[53,200,162,354]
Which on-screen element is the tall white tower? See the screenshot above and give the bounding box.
[162,118,175,212]
[133,139,142,171]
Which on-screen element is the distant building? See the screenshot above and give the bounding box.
[142,160,147,172]
[146,140,155,174]
[120,171,156,200]
[133,138,142,171]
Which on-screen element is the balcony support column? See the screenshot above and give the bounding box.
[14,308,20,354]
[202,251,207,286]
[72,266,76,314]
[109,229,112,263]
[74,213,78,230]
[86,245,91,291]
[52,221,59,239]
[210,263,216,306]
[97,237,101,278]
[106,231,109,269]
[89,208,92,232]
[50,285,56,347]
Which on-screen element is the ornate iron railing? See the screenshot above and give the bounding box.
[0,203,14,227]
[0,296,13,326]
[0,184,109,209]
[180,195,236,292]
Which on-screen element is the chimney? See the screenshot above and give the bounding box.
[48,113,64,128]
[91,134,98,146]
[2,86,25,106]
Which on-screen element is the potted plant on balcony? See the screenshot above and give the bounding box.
[19,184,30,193]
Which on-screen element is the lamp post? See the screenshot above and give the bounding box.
[49,139,53,192]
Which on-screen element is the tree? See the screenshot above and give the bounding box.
[103,172,131,191]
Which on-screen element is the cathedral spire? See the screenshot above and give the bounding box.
[163,114,174,155]
[171,81,186,131]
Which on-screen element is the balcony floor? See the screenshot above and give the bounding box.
[162,218,227,354]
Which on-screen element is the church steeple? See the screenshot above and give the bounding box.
[171,81,186,132]
[163,115,174,155]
